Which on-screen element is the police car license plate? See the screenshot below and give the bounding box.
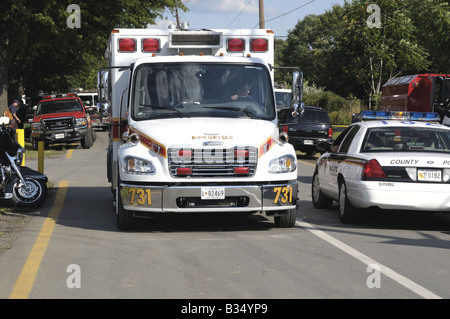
[201,187,225,199]
[417,169,441,182]
[55,133,64,139]
[304,140,313,145]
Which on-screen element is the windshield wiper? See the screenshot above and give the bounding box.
[202,106,259,119]
[139,104,189,117]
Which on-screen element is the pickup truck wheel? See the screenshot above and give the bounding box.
[117,186,136,230]
[81,129,93,149]
[274,208,297,228]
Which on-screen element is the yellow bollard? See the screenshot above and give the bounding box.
[16,129,25,166]
[38,141,44,174]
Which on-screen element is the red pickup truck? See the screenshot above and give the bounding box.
[30,95,95,150]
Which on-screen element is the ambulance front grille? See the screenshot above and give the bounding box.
[168,146,258,178]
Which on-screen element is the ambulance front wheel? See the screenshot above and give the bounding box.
[117,186,136,230]
[274,208,297,228]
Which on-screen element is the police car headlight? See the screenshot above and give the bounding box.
[268,155,296,173]
[122,156,155,174]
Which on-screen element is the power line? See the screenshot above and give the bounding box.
[252,0,318,28]
[226,0,254,28]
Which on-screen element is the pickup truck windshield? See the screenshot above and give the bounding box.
[131,63,275,121]
[36,99,83,115]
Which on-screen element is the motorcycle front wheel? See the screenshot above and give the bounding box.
[12,178,47,208]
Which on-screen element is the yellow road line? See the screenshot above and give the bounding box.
[297,159,315,166]
[66,148,74,159]
[9,181,69,299]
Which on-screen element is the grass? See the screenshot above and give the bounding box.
[23,140,75,160]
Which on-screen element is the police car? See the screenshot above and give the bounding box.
[311,111,450,223]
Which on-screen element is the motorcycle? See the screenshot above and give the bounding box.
[0,116,47,208]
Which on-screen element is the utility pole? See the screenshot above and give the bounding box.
[175,6,181,29]
[259,0,265,29]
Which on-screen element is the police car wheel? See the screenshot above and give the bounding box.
[338,181,360,224]
[312,170,333,209]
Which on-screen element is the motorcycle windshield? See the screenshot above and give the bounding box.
[131,62,276,121]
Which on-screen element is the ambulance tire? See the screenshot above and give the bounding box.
[338,180,360,224]
[311,170,333,209]
[274,208,297,228]
[117,184,136,230]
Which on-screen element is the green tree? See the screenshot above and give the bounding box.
[407,0,450,73]
[341,0,429,109]
[280,5,346,91]
[0,0,186,110]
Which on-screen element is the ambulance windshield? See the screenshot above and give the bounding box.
[131,63,275,121]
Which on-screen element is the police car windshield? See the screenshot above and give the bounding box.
[362,126,450,153]
[36,99,83,115]
[131,63,275,121]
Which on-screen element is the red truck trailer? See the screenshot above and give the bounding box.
[380,73,450,123]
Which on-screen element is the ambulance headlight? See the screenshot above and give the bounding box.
[122,156,155,174]
[268,155,296,173]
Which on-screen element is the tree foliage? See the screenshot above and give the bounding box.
[0,0,186,105]
[277,0,449,110]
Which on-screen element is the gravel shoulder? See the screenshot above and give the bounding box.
[0,209,32,256]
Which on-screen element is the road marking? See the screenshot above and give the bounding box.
[9,181,68,299]
[296,220,442,299]
[66,149,74,159]
[297,158,442,298]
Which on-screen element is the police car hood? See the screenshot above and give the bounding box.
[131,118,277,148]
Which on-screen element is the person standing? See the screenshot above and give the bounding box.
[8,99,21,129]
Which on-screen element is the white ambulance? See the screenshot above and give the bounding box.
[99,28,304,229]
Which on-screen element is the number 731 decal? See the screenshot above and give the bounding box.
[128,187,151,206]
[273,186,294,204]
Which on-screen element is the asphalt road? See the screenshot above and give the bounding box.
[0,130,449,302]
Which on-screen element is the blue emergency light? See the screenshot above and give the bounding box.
[357,111,441,122]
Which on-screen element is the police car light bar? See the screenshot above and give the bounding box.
[357,111,441,122]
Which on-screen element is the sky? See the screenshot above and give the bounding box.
[152,0,347,38]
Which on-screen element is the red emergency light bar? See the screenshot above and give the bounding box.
[41,93,77,99]
[250,38,268,52]
[142,38,160,53]
[118,38,136,52]
[227,38,245,52]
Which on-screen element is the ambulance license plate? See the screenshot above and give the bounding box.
[201,187,225,200]
[417,169,441,182]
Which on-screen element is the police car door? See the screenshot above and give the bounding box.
[324,125,361,198]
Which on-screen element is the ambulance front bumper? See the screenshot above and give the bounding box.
[119,181,298,215]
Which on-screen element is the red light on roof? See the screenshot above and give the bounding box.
[227,38,245,52]
[250,38,268,52]
[142,38,160,53]
[118,38,136,52]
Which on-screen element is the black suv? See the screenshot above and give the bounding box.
[280,106,333,157]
